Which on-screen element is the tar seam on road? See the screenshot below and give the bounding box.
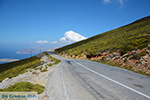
[75,61,150,99]
[61,65,70,100]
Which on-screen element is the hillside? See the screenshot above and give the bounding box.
[55,16,150,75]
[55,16,150,56]
[0,52,61,82]
[0,53,44,82]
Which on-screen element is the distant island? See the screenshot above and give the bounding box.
[0,58,19,62]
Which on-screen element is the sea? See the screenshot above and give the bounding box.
[0,49,39,64]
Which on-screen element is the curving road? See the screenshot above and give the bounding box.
[44,53,150,100]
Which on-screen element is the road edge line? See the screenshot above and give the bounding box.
[61,65,70,100]
[75,61,150,99]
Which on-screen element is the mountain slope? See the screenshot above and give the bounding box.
[55,16,150,57]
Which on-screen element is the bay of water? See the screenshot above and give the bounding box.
[0,49,39,64]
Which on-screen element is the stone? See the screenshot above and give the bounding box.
[108,54,114,58]
[113,52,120,56]
[146,71,150,74]
[121,53,128,58]
[148,44,150,50]
[131,51,137,55]
[146,50,150,54]
[26,69,33,72]
[2,78,9,83]
[142,62,148,68]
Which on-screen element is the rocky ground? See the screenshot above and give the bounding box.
[0,54,55,100]
[90,48,150,75]
[62,44,150,75]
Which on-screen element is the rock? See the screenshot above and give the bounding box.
[27,69,33,72]
[122,63,126,67]
[108,54,113,58]
[131,51,137,55]
[121,53,129,58]
[142,62,148,68]
[146,50,150,54]
[72,55,75,58]
[127,51,132,55]
[32,71,40,75]
[2,78,9,83]
[106,57,111,61]
[140,57,145,64]
[81,55,87,59]
[112,56,119,61]
[142,55,148,62]
[148,44,150,50]
[146,71,150,74]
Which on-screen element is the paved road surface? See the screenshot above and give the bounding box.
[44,53,150,100]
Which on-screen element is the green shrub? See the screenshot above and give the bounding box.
[124,58,128,63]
[133,54,141,60]
[43,52,61,66]
[39,66,43,70]
[33,84,45,94]
[54,60,61,65]
[48,64,53,66]
[0,82,45,94]
[41,68,48,72]
[140,50,147,56]
[101,57,106,61]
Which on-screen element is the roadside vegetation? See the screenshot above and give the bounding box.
[33,52,61,72]
[0,82,45,94]
[43,52,61,66]
[0,55,43,82]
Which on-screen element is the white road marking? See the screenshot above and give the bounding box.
[75,61,150,99]
[61,66,70,100]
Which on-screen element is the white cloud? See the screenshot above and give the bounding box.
[34,31,86,48]
[36,40,49,44]
[60,30,87,43]
[104,0,111,4]
[103,0,127,6]
[50,41,58,44]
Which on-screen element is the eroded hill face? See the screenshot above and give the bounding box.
[55,16,150,75]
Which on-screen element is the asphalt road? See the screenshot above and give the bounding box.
[45,53,150,100]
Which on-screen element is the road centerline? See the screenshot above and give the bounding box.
[75,61,150,99]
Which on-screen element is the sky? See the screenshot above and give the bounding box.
[0,0,150,55]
